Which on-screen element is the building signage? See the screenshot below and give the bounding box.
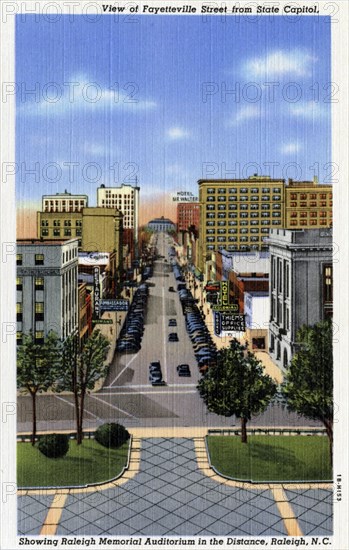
[220,280,229,307]
[171,191,198,202]
[221,313,246,333]
[100,299,129,311]
[93,266,100,319]
[212,304,239,312]
[204,281,220,292]
[214,312,246,335]
[92,319,113,325]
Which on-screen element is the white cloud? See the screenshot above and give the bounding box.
[82,143,107,157]
[231,104,260,125]
[289,101,327,119]
[280,142,301,155]
[167,127,190,140]
[20,75,157,116]
[243,49,317,78]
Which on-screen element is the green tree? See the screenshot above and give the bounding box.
[57,330,109,445]
[17,331,62,445]
[282,320,333,464]
[198,339,277,443]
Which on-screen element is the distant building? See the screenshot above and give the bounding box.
[16,239,79,343]
[177,203,200,232]
[42,192,88,213]
[97,184,140,251]
[197,176,284,272]
[285,179,332,229]
[147,216,176,232]
[267,228,333,371]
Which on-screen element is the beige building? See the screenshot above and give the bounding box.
[97,184,140,248]
[197,176,284,273]
[285,179,332,229]
[42,191,88,213]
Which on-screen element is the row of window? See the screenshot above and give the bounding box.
[17,331,44,345]
[41,228,82,237]
[17,254,44,266]
[289,220,330,226]
[41,220,83,227]
[289,193,332,200]
[207,211,282,218]
[206,187,281,194]
[16,277,44,290]
[206,195,281,202]
[289,201,331,208]
[207,236,263,243]
[17,302,44,321]
[207,244,267,251]
[207,228,270,235]
[290,212,331,218]
[206,203,282,210]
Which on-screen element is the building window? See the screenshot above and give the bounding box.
[218,205,226,211]
[64,229,72,237]
[324,265,333,302]
[35,254,44,265]
[218,188,226,194]
[207,188,215,194]
[207,221,214,226]
[218,213,225,219]
[76,220,82,227]
[64,220,72,227]
[240,205,248,211]
[53,220,60,227]
[35,331,45,345]
[17,254,23,266]
[16,302,23,321]
[272,213,281,218]
[272,221,281,225]
[53,229,60,237]
[206,213,215,219]
[228,188,237,194]
[229,213,237,219]
[76,229,82,236]
[262,204,270,210]
[229,204,237,210]
[41,220,48,227]
[207,196,215,202]
[218,196,226,202]
[41,229,49,236]
[35,277,44,290]
[16,332,23,345]
[250,205,259,210]
[228,237,237,242]
[35,302,44,321]
[16,277,23,290]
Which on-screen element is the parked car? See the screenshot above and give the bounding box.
[168,333,179,342]
[168,319,177,327]
[149,370,164,386]
[168,286,175,292]
[149,361,161,373]
[177,364,191,377]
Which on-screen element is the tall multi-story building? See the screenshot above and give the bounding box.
[42,192,88,213]
[97,184,140,248]
[177,203,200,232]
[267,228,333,371]
[197,176,285,272]
[16,238,79,344]
[285,179,332,229]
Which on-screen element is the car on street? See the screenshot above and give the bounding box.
[168,333,179,342]
[149,361,161,373]
[149,370,164,385]
[168,286,175,292]
[168,319,177,326]
[176,364,191,377]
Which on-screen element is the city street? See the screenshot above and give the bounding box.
[17,232,320,434]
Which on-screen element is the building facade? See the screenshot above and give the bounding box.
[97,184,140,249]
[42,192,88,213]
[285,179,332,229]
[267,228,333,371]
[16,239,79,343]
[147,217,176,232]
[37,211,83,243]
[197,176,285,272]
[177,203,200,232]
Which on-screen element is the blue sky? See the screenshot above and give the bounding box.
[16,15,331,218]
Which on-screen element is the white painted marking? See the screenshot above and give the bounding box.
[109,351,140,386]
[104,383,197,389]
[54,395,100,420]
[96,390,197,396]
[89,394,135,417]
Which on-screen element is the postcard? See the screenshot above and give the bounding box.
[0,1,348,549]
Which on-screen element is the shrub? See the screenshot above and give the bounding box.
[95,423,130,449]
[37,433,69,458]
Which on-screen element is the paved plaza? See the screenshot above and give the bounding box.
[18,437,333,537]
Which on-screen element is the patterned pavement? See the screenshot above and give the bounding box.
[18,438,333,537]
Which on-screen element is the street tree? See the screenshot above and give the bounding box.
[57,330,109,444]
[198,339,277,443]
[282,319,333,463]
[17,331,62,445]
